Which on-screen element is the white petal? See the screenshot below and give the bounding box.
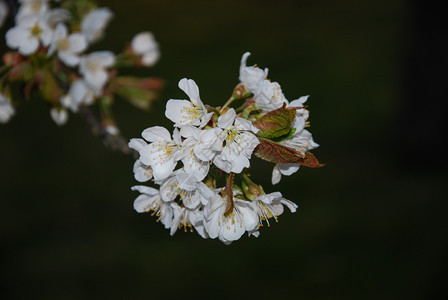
[237,202,258,232]
[160,177,179,202]
[68,33,87,53]
[289,95,309,107]
[129,138,147,152]
[133,194,152,213]
[271,164,282,185]
[131,31,156,53]
[142,51,160,66]
[179,125,200,139]
[281,199,298,213]
[133,160,153,182]
[50,108,68,126]
[178,78,201,105]
[59,51,80,67]
[166,99,201,127]
[18,36,39,55]
[131,185,159,196]
[141,126,171,142]
[278,163,300,176]
[175,171,198,191]
[217,108,236,129]
[6,27,26,49]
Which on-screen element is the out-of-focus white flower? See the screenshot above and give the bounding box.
[79,51,115,91]
[81,7,113,44]
[0,0,8,28]
[60,79,95,112]
[6,13,53,55]
[16,0,49,22]
[239,52,268,92]
[131,31,160,67]
[50,107,68,126]
[132,185,174,229]
[203,193,258,244]
[165,78,213,128]
[48,23,87,67]
[212,108,260,174]
[138,126,183,181]
[0,93,15,124]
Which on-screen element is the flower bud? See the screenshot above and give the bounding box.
[232,83,251,100]
[241,174,264,201]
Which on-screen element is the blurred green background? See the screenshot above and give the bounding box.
[1,0,447,298]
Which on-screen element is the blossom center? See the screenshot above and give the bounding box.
[30,23,43,37]
[179,103,201,124]
[57,38,70,51]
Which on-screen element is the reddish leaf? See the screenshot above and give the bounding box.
[254,137,324,168]
[224,172,235,216]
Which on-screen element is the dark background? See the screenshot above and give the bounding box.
[1,0,447,298]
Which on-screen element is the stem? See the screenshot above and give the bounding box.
[79,105,136,157]
[0,65,12,75]
[220,96,235,112]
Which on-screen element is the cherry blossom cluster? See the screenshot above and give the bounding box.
[130,52,323,244]
[0,0,162,152]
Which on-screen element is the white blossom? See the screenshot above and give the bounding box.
[16,0,49,22]
[212,108,260,174]
[79,51,115,92]
[170,203,208,238]
[60,79,95,112]
[165,78,213,128]
[0,93,15,124]
[50,107,68,126]
[6,13,53,55]
[131,31,160,67]
[132,185,174,230]
[254,80,288,112]
[139,126,183,181]
[179,125,211,181]
[159,169,212,209]
[203,192,258,244]
[254,192,297,226]
[239,51,268,92]
[48,23,87,67]
[81,7,113,44]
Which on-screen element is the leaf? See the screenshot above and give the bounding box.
[8,62,34,81]
[252,103,297,139]
[36,69,63,104]
[224,172,235,216]
[110,76,163,111]
[254,137,324,168]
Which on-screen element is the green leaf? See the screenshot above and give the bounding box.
[252,103,297,139]
[36,69,62,104]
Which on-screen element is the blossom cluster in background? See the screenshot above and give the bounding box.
[0,0,162,152]
[130,52,323,244]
